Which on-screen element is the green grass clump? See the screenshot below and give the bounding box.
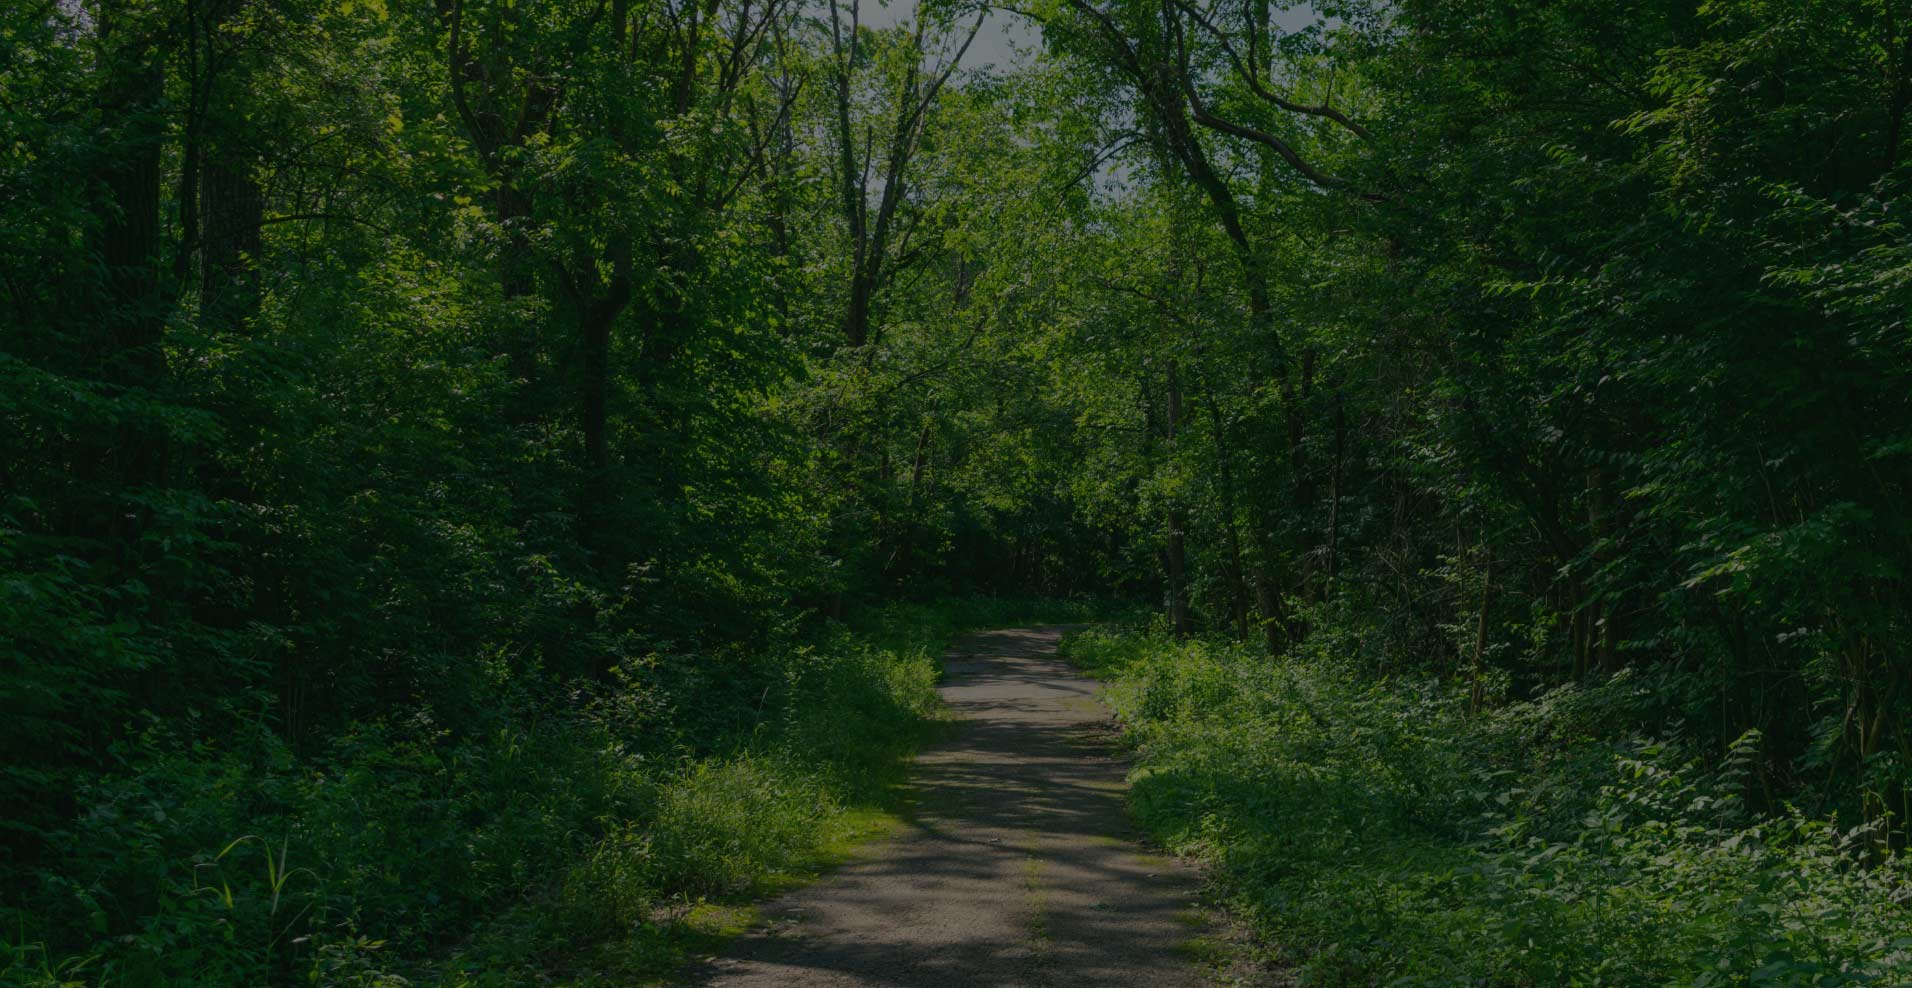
[1062,627,1912,988]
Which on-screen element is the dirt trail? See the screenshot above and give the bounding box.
[693,626,1219,987]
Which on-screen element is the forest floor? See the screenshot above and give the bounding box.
[684,627,1255,987]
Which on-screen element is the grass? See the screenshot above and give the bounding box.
[1,597,1118,988]
[1060,625,1912,988]
[445,597,1127,986]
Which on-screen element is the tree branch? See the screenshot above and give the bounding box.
[1170,0,1369,140]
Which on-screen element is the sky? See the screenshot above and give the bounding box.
[849,0,1328,74]
[853,0,1042,72]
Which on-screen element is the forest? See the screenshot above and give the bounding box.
[3,0,1911,984]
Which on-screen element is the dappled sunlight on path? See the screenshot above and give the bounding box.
[692,627,1216,988]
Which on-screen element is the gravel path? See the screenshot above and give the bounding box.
[693,626,1216,988]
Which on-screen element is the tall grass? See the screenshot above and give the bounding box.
[1063,627,1912,987]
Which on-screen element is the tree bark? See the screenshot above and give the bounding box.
[1165,360,1190,636]
[97,5,167,391]
[1469,548,1493,715]
[575,251,633,557]
[199,0,264,333]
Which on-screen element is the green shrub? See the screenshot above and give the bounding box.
[1064,627,1912,988]
[5,598,1086,988]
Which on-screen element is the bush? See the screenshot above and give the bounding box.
[3,599,1066,988]
[1063,627,1912,988]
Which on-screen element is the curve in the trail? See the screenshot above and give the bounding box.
[693,626,1218,988]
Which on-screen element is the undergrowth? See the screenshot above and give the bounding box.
[0,598,1101,988]
[1063,627,1912,988]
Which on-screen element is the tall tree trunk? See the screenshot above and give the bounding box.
[97,7,167,391]
[582,311,612,482]
[1469,547,1493,715]
[92,1,170,581]
[1155,100,1314,614]
[1253,569,1284,654]
[1885,0,1909,172]
[1326,390,1344,588]
[845,263,878,347]
[1165,361,1190,636]
[909,418,932,504]
[200,0,264,333]
[1198,375,1249,638]
[174,0,202,292]
[1287,352,1316,597]
[576,251,633,559]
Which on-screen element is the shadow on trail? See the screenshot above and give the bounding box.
[688,627,1211,988]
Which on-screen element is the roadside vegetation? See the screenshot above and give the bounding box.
[1067,626,1912,987]
[2,598,1109,988]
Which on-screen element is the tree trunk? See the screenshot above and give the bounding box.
[577,284,630,558]
[92,1,170,572]
[1326,390,1345,588]
[575,245,633,559]
[199,0,264,330]
[1885,0,1909,172]
[845,262,877,347]
[582,310,612,481]
[1165,361,1190,636]
[97,9,167,390]
[1469,548,1493,715]
[1254,570,1284,654]
[1198,376,1249,639]
[909,418,932,504]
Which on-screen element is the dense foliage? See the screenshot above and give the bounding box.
[5,0,1910,983]
[2,0,1103,979]
[1066,627,1912,986]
